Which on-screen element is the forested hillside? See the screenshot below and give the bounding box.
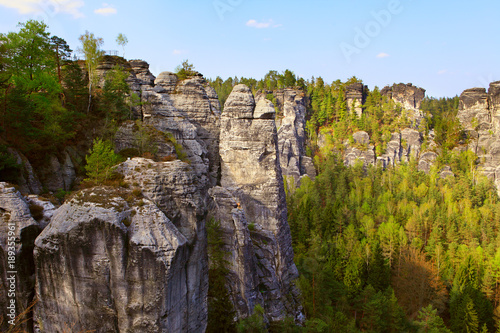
[0,20,134,188]
[210,72,500,333]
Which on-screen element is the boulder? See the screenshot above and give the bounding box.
[34,186,190,332]
[115,158,209,331]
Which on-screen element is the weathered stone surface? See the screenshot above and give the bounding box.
[439,166,454,179]
[341,129,434,172]
[400,128,422,161]
[457,82,500,194]
[141,75,219,185]
[381,83,426,110]
[34,186,190,333]
[129,59,156,86]
[26,195,56,229]
[37,150,76,192]
[115,158,209,332]
[344,144,376,167]
[155,71,178,93]
[276,89,316,186]
[346,83,365,118]
[0,183,41,332]
[223,84,255,119]
[219,85,300,321]
[418,151,438,173]
[169,77,221,186]
[7,148,43,195]
[458,88,490,131]
[378,133,402,168]
[114,120,177,159]
[352,131,370,145]
[208,186,262,318]
[95,55,132,87]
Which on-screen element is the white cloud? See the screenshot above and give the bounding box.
[0,0,84,18]
[246,19,281,29]
[377,52,390,58]
[438,70,447,75]
[94,3,116,15]
[173,49,186,55]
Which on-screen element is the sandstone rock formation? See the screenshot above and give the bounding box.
[37,149,76,192]
[140,73,220,186]
[7,148,43,195]
[336,128,438,173]
[346,83,366,118]
[381,83,426,110]
[34,186,191,332]
[114,120,177,159]
[272,89,316,186]
[457,82,500,192]
[216,85,301,321]
[2,58,305,332]
[382,83,426,128]
[0,183,42,331]
[208,186,262,318]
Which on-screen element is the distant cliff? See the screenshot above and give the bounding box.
[457,82,500,193]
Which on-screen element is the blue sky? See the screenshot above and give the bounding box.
[0,0,498,97]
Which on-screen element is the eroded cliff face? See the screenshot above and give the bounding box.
[457,82,500,192]
[381,83,426,110]
[346,83,366,118]
[0,183,42,332]
[213,85,301,321]
[270,89,316,187]
[10,61,305,332]
[34,186,190,333]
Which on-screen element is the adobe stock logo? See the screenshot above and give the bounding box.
[340,0,405,64]
[213,0,244,21]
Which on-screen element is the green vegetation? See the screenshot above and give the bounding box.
[116,33,128,58]
[208,69,304,110]
[286,151,499,332]
[3,18,499,333]
[175,59,197,80]
[84,138,121,183]
[207,218,237,333]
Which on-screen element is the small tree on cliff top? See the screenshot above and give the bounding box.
[85,138,120,183]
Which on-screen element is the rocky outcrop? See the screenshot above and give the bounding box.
[37,149,76,192]
[457,88,490,133]
[7,148,43,195]
[0,183,42,331]
[381,83,426,110]
[128,59,156,86]
[114,120,177,160]
[382,83,426,128]
[117,158,210,332]
[217,84,301,321]
[273,89,316,187]
[141,73,220,186]
[346,83,366,118]
[169,76,221,186]
[34,186,190,332]
[335,128,437,173]
[457,82,500,192]
[208,186,262,318]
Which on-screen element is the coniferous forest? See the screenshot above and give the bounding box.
[1,20,500,333]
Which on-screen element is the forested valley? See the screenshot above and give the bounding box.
[209,73,500,333]
[1,20,499,333]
